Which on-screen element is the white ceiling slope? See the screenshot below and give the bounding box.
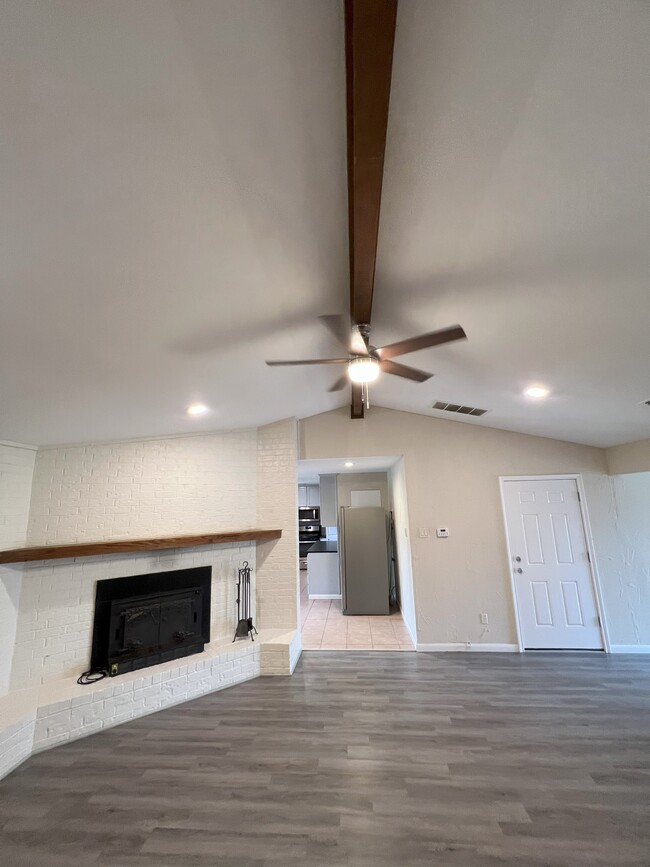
[1,1,649,448]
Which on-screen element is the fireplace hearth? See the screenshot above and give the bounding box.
[90,566,211,676]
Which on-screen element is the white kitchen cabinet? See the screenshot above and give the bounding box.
[307,546,340,597]
[319,474,337,526]
[298,484,320,507]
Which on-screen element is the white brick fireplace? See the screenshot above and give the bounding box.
[0,419,300,780]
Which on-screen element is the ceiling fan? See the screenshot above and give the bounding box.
[267,315,467,395]
[266,0,467,417]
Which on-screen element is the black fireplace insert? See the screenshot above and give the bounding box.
[90,566,211,676]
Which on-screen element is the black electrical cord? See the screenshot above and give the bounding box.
[77,669,108,685]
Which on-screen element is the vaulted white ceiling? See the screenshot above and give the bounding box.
[1,0,648,447]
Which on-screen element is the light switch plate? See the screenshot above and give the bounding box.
[418,527,429,538]
[436,528,449,538]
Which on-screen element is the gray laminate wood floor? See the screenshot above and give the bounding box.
[1,652,649,867]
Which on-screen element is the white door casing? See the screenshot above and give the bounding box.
[501,478,603,650]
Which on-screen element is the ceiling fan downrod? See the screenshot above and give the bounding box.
[356,322,371,352]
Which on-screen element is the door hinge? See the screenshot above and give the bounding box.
[586,550,591,563]
[577,490,581,502]
[597,615,601,627]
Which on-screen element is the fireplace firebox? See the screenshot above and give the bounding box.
[90,567,211,676]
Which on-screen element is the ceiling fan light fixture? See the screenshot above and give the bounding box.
[348,357,380,384]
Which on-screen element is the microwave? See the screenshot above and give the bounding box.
[298,506,320,523]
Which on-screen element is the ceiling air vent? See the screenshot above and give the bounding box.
[432,401,488,417]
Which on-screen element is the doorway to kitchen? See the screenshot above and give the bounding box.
[297,456,416,652]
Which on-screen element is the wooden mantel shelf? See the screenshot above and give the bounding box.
[0,529,283,564]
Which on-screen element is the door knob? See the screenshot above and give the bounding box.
[514,556,522,562]
[515,567,523,574]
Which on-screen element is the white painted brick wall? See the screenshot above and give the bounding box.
[0,442,36,695]
[27,431,257,545]
[0,712,36,779]
[10,543,255,689]
[1,421,300,769]
[256,419,299,632]
[31,641,261,754]
[0,638,263,779]
[0,442,36,548]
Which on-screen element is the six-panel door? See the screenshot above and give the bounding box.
[502,479,603,650]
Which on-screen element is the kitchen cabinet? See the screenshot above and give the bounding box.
[319,474,338,526]
[307,542,340,597]
[298,484,320,507]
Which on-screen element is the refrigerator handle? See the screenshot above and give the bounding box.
[339,506,346,612]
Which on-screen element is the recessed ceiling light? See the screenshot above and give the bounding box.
[344,461,354,468]
[186,403,208,416]
[524,386,549,400]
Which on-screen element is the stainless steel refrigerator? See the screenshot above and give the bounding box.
[338,506,392,615]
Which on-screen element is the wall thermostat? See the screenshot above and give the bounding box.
[436,528,449,538]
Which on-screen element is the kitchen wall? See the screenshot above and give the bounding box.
[299,406,643,648]
[0,442,37,695]
[336,472,389,510]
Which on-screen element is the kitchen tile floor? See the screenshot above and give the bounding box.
[300,595,415,651]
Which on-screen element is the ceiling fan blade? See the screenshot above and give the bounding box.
[375,325,467,360]
[379,360,433,383]
[328,374,349,393]
[265,358,349,367]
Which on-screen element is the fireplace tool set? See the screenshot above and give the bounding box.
[233,560,257,642]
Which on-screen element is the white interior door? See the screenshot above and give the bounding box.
[502,478,603,650]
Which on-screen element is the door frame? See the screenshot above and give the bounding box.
[498,474,611,653]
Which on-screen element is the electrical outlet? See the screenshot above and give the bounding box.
[418,527,429,538]
[436,528,449,538]
[480,613,489,625]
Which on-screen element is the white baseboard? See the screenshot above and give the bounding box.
[417,642,520,653]
[609,644,650,654]
[308,594,342,600]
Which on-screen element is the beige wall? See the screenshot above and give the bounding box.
[336,472,389,510]
[300,406,621,648]
[606,438,650,475]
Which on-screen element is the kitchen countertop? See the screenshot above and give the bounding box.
[306,541,338,554]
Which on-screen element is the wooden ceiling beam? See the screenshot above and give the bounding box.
[351,382,365,420]
[345,0,397,419]
[345,0,398,329]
